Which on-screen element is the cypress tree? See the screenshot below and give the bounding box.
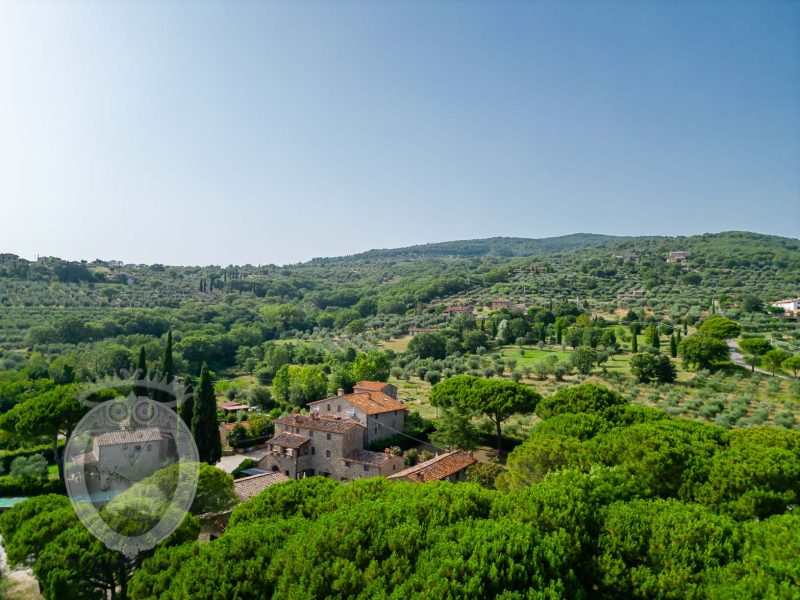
[683,320,688,335]
[556,321,563,345]
[192,362,221,465]
[179,377,194,429]
[670,334,678,358]
[156,330,175,404]
[677,329,682,342]
[134,347,148,398]
[631,328,638,353]
[648,326,660,351]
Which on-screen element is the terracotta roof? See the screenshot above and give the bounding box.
[312,390,406,416]
[274,413,365,434]
[343,449,397,467]
[353,381,395,392]
[95,427,164,446]
[233,472,290,501]
[387,450,476,483]
[218,401,250,411]
[266,431,310,448]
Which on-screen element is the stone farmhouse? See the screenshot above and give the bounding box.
[666,251,689,264]
[442,306,474,317]
[308,381,407,446]
[257,381,408,482]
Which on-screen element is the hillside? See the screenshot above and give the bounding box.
[310,233,624,262]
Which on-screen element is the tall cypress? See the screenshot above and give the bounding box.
[631,328,638,353]
[192,362,221,465]
[157,330,175,404]
[648,326,660,351]
[683,320,688,335]
[179,377,194,429]
[134,347,148,398]
[670,335,678,358]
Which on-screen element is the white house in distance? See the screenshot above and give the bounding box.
[771,298,800,316]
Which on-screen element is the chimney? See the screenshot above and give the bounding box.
[337,388,345,397]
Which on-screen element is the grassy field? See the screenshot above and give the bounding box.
[379,335,413,353]
[489,346,570,367]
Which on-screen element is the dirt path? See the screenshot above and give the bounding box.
[726,339,790,380]
[0,536,42,600]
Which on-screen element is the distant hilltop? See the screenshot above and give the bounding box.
[2,230,799,269]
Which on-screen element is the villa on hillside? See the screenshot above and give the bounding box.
[491,298,527,312]
[771,298,800,316]
[442,306,474,317]
[491,298,512,311]
[388,450,476,483]
[666,251,689,264]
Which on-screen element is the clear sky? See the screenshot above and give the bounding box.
[1,1,798,266]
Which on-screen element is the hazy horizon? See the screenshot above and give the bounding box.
[2,1,798,265]
[2,229,798,268]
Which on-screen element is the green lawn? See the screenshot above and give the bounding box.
[491,345,570,367]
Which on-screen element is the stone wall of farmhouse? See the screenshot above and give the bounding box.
[338,454,405,483]
[365,410,406,447]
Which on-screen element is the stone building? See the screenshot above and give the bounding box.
[257,412,405,482]
[307,381,408,447]
[388,450,476,483]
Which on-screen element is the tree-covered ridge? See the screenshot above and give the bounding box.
[311,233,624,261]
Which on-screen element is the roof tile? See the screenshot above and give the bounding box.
[388,450,476,483]
[233,472,290,500]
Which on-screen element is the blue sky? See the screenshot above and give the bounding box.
[1,1,798,265]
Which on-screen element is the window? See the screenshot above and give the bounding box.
[309,430,313,437]
[326,433,331,440]
[134,445,141,452]
[392,464,396,471]
[337,405,341,412]
[363,465,369,472]
[374,427,378,434]
[285,470,290,476]
[327,404,331,411]
[345,461,351,467]
[341,477,348,482]
[325,450,331,458]
[311,447,316,455]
